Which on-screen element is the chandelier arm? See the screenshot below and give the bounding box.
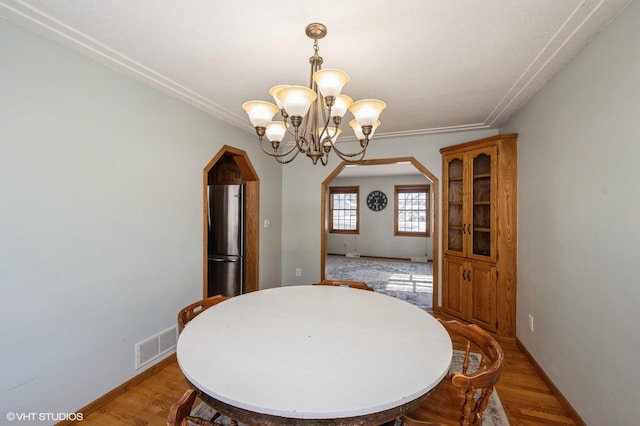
[283,120,305,153]
[332,148,367,163]
[316,109,335,143]
[319,99,329,137]
[309,98,321,154]
[293,129,311,155]
[283,120,297,138]
[298,111,312,148]
[282,121,307,156]
[258,138,299,159]
[273,148,303,164]
[328,137,369,158]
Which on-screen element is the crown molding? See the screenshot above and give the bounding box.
[0,0,248,129]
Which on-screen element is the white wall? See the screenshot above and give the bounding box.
[0,19,282,421]
[500,1,639,424]
[327,175,433,260]
[280,129,497,287]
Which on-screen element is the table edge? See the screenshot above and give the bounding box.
[188,377,434,426]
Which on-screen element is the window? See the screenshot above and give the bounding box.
[395,185,430,236]
[329,186,359,234]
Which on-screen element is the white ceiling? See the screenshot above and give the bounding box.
[0,0,630,143]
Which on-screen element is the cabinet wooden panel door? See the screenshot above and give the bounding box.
[442,256,467,319]
[213,162,243,184]
[443,257,497,333]
[467,260,497,332]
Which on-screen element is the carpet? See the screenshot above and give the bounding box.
[189,351,508,425]
[326,256,433,309]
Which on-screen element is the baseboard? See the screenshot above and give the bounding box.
[516,338,586,426]
[55,353,177,426]
[327,253,431,263]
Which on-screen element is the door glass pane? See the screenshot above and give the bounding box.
[472,154,491,257]
[448,229,463,252]
[473,231,491,257]
[447,158,463,252]
[473,154,491,176]
[448,158,463,180]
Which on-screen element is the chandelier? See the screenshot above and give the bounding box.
[242,23,386,166]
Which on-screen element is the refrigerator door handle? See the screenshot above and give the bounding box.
[239,184,245,258]
[209,257,238,262]
[207,186,212,233]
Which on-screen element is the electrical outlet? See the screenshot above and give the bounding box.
[528,314,534,332]
[295,268,302,277]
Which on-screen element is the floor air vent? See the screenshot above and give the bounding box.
[135,325,178,369]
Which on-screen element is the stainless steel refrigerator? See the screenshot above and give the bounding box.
[207,184,245,297]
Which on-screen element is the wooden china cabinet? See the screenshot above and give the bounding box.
[441,134,517,338]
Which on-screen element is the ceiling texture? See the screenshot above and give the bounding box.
[1,0,630,143]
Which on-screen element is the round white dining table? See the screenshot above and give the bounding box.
[177,285,452,425]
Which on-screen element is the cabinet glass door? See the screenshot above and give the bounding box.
[445,157,464,254]
[470,148,496,261]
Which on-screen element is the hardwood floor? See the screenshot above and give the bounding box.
[80,328,580,425]
[79,357,189,425]
[490,339,578,425]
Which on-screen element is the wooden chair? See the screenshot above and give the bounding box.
[400,320,504,426]
[313,279,374,291]
[167,389,238,426]
[177,295,228,333]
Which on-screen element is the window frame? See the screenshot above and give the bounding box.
[329,186,360,234]
[394,184,431,237]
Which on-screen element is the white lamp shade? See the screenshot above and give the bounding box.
[242,101,279,128]
[265,121,287,142]
[312,69,350,98]
[349,99,386,127]
[319,127,342,145]
[275,86,317,117]
[350,119,380,140]
[330,95,353,118]
[269,85,289,109]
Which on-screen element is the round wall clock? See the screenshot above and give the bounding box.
[366,190,388,211]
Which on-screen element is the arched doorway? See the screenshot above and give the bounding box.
[203,145,260,296]
[320,157,439,311]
